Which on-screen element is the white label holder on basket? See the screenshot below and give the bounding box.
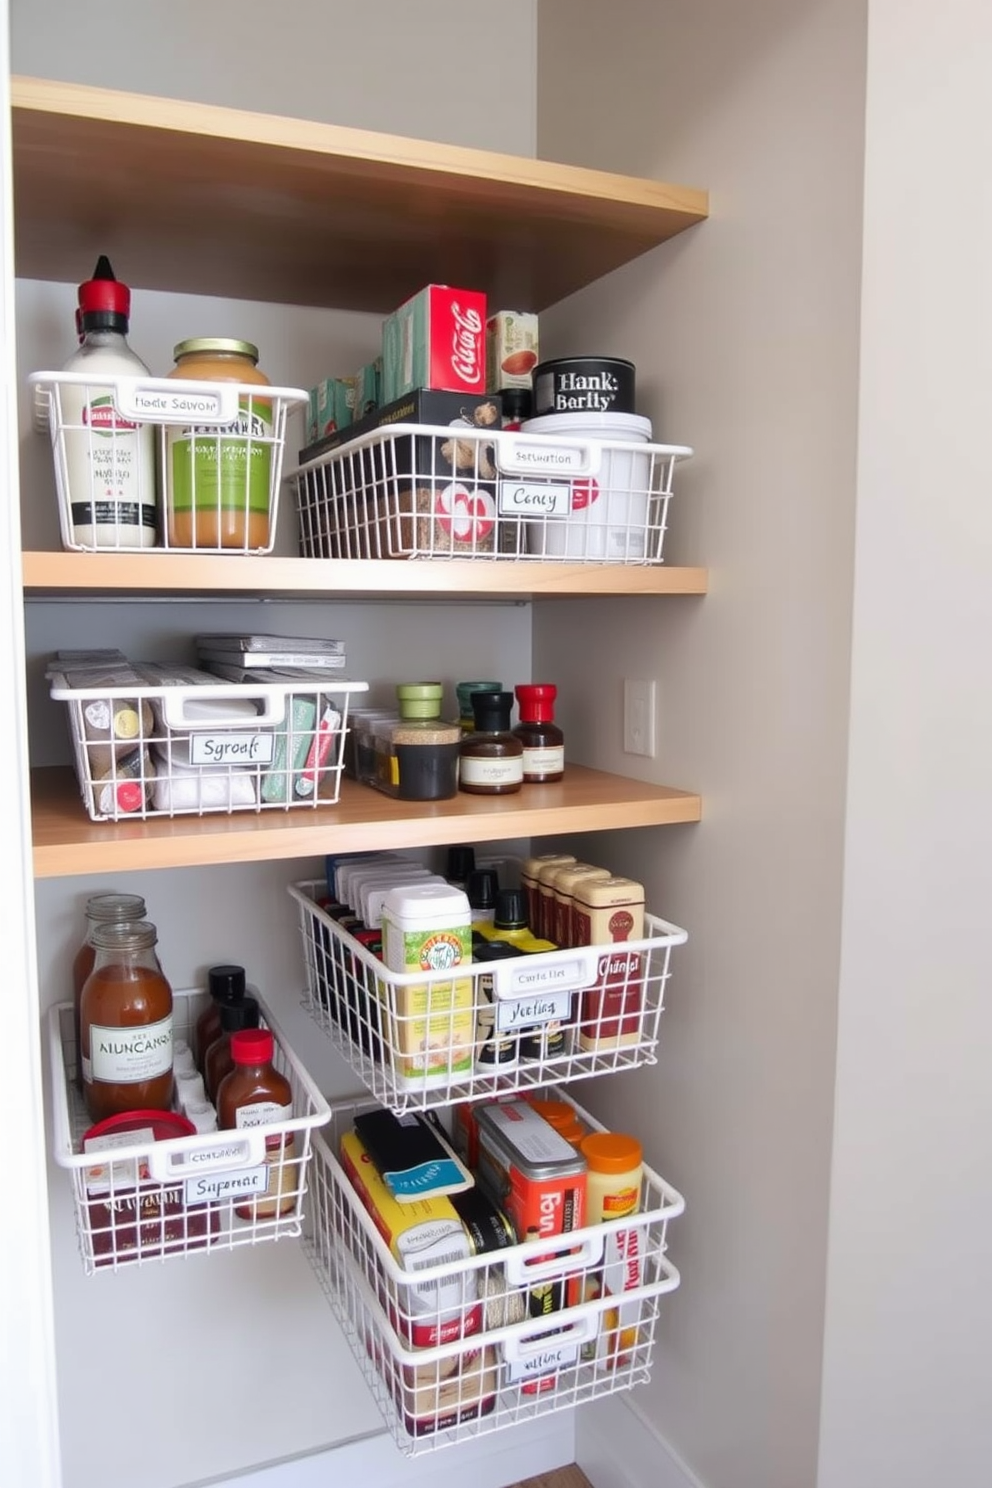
[29,371,309,426]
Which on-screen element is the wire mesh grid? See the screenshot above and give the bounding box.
[291,423,692,563]
[288,879,687,1114]
[48,988,330,1273]
[303,1095,683,1453]
[48,665,367,820]
[29,371,307,554]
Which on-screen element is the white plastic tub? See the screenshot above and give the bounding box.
[519,411,654,560]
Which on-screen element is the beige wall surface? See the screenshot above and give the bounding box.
[9,0,538,155]
[537,4,866,1487]
[819,2,992,1484]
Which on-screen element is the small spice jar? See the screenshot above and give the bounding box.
[387,682,461,801]
[513,683,565,782]
[459,691,524,795]
[165,338,274,551]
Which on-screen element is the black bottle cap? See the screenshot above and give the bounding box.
[473,938,525,962]
[472,690,514,732]
[219,994,260,1034]
[208,964,246,1007]
[466,867,499,912]
[446,845,476,882]
[493,887,527,932]
[501,387,533,422]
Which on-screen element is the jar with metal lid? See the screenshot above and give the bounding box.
[79,920,174,1122]
[165,338,273,551]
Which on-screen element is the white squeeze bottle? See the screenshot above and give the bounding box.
[60,255,158,548]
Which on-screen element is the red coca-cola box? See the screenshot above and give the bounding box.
[381,284,487,402]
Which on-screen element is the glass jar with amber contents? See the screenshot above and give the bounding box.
[165,338,273,550]
[79,920,174,1122]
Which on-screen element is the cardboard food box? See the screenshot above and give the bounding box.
[486,310,539,391]
[298,390,503,558]
[381,284,487,402]
[307,376,357,444]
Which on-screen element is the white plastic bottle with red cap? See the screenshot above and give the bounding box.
[61,255,158,548]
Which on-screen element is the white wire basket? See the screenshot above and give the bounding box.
[288,877,687,1113]
[304,1093,684,1453]
[48,987,331,1274]
[291,424,692,564]
[29,371,307,554]
[48,662,368,821]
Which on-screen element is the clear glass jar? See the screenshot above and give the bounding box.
[165,338,273,550]
[79,920,174,1122]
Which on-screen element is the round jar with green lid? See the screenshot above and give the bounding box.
[383,682,461,800]
[166,337,273,551]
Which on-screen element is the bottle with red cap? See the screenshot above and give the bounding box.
[513,683,565,783]
[60,255,158,549]
[216,1027,299,1221]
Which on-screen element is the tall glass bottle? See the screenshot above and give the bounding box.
[79,920,174,1121]
[72,891,147,1090]
[216,1029,298,1220]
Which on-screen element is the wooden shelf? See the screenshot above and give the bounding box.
[31,765,701,878]
[11,77,708,313]
[22,551,708,600]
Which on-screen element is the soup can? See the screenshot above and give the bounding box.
[532,356,636,417]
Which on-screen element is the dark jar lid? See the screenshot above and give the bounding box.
[471,690,515,733]
[208,964,246,1007]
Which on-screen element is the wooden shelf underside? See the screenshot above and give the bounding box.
[11,77,708,312]
[31,766,702,878]
[22,551,708,600]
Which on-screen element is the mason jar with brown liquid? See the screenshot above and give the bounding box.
[72,891,147,1090]
[165,338,273,550]
[79,920,174,1121]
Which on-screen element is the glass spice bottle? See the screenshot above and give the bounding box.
[388,682,461,801]
[513,683,565,783]
[72,891,147,1090]
[194,964,247,1072]
[79,920,174,1122]
[216,1028,298,1220]
[204,994,261,1103]
[459,691,524,795]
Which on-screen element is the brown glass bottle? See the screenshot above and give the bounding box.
[204,995,260,1102]
[513,683,565,783]
[80,920,174,1122]
[458,691,524,795]
[216,1028,298,1220]
[72,891,147,1090]
[194,964,246,1071]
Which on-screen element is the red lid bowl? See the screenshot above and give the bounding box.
[82,1109,195,1145]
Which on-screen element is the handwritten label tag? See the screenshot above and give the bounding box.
[496,987,573,1033]
[115,382,239,426]
[188,733,274,767]
[184,1165,268,1205]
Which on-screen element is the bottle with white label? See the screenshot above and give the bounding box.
[216,1028,298,1220]
[79,920,174,1122]
[459,691,524,795]
[60,256,158,549]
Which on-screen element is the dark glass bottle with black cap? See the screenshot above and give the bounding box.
[194,964,246,1072]
[458,692,524,795]
[204,994,262,1101]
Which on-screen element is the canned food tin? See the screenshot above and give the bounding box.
[532,356,636,418]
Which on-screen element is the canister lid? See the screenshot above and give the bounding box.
[89,919,157,952]
[230,1028,274,1066]
[85,891,147,924]
[580,1130,643,1174]
[83,1109,195,1146]
[208,964,246,1007]
[515,683,557,721]
[492,887,527,931]
[173,338,259,361]
[572,875,646,907]
[397,681,444,719]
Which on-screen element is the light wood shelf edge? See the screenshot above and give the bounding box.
[31,766,702,878]
[11,76,708,218]
[21,552,708,599]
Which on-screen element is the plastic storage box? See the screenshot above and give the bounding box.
[48,987,331,1274]
[48,661,368,821]
[291,422,692,563]
[288,877,687,1113]
[304,1093,684,1453]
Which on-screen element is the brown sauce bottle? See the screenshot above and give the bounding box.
[216,1028,298,1220]
[194,964,247,1072]
[458,691,524,795]
[80,920,174,1122]
[72,891,147,1090]
[204,995,260,1103]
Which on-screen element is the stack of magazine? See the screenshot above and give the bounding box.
[195,632,347,683]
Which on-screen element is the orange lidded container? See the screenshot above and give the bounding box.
[580,1130,644,1369]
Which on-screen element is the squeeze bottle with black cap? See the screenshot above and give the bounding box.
[61,256,157,549]
[194,964,246,1072]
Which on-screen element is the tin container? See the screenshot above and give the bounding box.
[532,356,636,418]
[379,883,474,1089]
[573,876,646,1051]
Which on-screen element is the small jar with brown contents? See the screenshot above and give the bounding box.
[165,338,274,551]
[72,891,147,1090]
[459,691,524,795]
[216,1028,298,1220]
[80,920,174,1122]
[375,682,461,800]
[513,683,565,783]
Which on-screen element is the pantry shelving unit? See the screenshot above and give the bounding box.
[9,72,710,1472]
